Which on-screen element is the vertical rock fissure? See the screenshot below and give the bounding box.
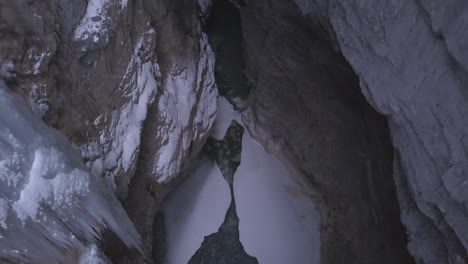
[188,121,258,264]
[205,0,251,109]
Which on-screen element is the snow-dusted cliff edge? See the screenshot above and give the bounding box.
[0,0,467,263]
[236,0,468,263]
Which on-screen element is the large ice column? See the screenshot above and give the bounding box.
[0,84,140,263]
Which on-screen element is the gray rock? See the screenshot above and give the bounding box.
[236,0,468,263]
[0,0,216,262]
[2,0,467,263]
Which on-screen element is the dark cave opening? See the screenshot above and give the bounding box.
[204,0,251,109]
[203,0,414,263]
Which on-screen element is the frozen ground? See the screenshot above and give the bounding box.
[163,96,321,264]
[161,156,231,264]
[235,126,321,264]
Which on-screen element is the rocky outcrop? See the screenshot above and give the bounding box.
[0,0,216,262]
[233,1,411,263]
[234,0,468,263]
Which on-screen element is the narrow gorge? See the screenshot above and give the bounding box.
[0,0,467,264]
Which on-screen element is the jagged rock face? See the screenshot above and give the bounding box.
[0,0,216,262]
[235,0,468,263]
[2,0,467,263]
[233,1,412,263]
[189,121,258,264]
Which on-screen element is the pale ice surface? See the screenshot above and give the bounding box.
[235,123,321,264]
[162,156,231,264]
[78,244,111,264]
[212,97,241,140]
[74,0,111,42]
[0,83,141,263]
[73,0,128,45]
[215,96,321,263]
[162,96,321,264]
[0,60,14,79]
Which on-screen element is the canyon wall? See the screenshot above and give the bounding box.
[0,0,216,262]
[0,0,467,263]
[237,0,468,263]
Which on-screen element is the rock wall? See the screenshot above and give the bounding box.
[234,1,412,263]
[236,0,468,263]
[1,0,467,263]
[0,0,216,262]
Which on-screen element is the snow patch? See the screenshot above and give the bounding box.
[78,244,111,264]
[74,0,128,44]
[154,33,217,183]
[32,52,50,75]
[82,28,159,190]
[0,199,8,229]
[74,0,110,41]
[0,60,15,79]
[212,97,241,139]
[120,0,128,9]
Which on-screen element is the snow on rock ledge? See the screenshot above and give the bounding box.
[153,33,218,184]
[0,84,141,263]
[73,0,128,54]
[78,26,160,197]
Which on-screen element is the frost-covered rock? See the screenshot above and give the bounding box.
[80,26,160,195]
[153,33,217,184]
[0,0,217,262]
[0,84,140,263]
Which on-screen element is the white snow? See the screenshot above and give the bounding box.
[83,28,159,189]
[0,199,7,229]
[74,0,111,42]
[32,52,50,75]
[0,83,141,263]
[154,33,217,183]
[162,156,231,264]
[120,0,128,10]
[73,0,128,44]
[235,122,321,264]
[0,60,15,79]
[78,244,111,264]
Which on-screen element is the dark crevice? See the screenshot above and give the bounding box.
[152,212,168,264]
[205,0,251,110]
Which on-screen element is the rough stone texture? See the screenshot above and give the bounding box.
[0,0,216,262]
[2,0,468,263]
[189,121,258,264]
[205,0,251,110]
[237,0,468,263]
